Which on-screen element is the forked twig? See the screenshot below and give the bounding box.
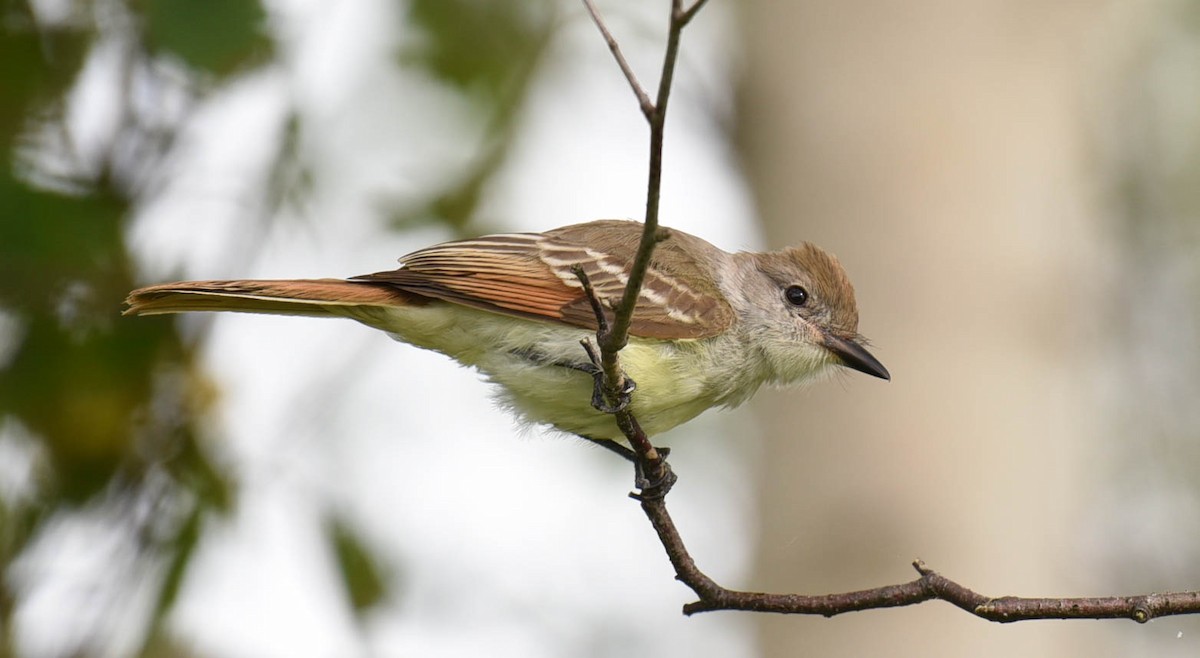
[641,494,1200,620]
[581,0,653,119]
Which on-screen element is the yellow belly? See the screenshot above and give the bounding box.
[484,340,718,440]
[363,303,728,441]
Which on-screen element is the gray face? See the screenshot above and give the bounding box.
[746,244,888,382]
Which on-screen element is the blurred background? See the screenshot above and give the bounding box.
[1,0,1198,656]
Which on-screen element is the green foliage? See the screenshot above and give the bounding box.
[0,0,557,652]
[396,0,557,234]
[404,0,551,104]
[0,4,89,153]
[0,4,244,651]
[328,518,389,612]
[135,0,272,76]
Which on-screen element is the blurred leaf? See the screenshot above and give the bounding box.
[0,5,90,153]
[135,0,271,76]
[263,112,315,220]
[0,179,135,498]
[0,0,563,653]
[0,10,235,648]
[0,0,269,654]
[151,501,203,620]
[0,171,232,651]
[328,517,388,613]
[394,0,556,234]
[139,633,205,658]
[403,0,553,103]
[0,490,48,622]
[0,176,125,306]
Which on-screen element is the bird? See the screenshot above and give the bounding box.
[125,219,888,442]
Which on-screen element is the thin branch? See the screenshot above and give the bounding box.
[581,0,655,119]
[642,496,1200,621]
[680,0,711,25]
[579,0,698,486]
[606,0,684,354]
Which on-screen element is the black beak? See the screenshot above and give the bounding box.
[823,334,890,381]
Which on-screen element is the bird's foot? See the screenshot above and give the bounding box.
[588,367,636,414]
[575,338,636,414]
[632,454,676,500]
[579,436,675,498]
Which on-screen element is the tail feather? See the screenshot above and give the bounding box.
[123,279,414,318]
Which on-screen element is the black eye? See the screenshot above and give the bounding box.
[784,285,808,307]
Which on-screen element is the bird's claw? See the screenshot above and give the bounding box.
[589,369,636,414]
[631,456,677,500]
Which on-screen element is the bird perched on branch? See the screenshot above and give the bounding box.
[126,220,888,441]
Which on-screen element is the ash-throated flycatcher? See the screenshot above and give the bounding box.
[125,220,888,441]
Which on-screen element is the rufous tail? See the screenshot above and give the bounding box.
[123,279,413,318]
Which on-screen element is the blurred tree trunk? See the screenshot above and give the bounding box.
[736,2,1132,655]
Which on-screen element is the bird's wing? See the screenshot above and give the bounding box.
[353,220,734,339]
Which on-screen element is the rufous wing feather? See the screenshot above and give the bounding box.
[355,220,735,339]
[126,221,736,339]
